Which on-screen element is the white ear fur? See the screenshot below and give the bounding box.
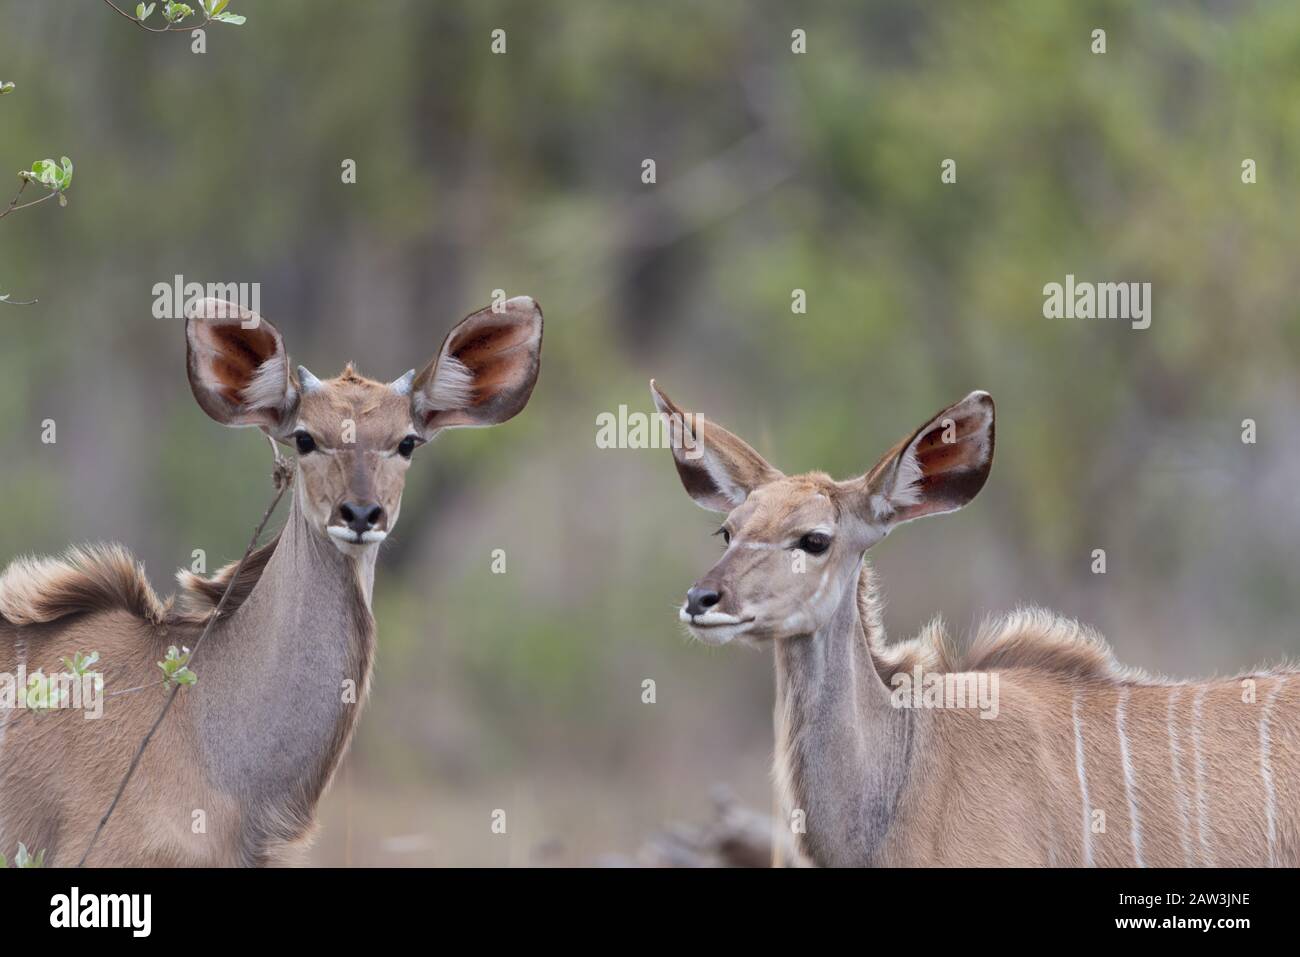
[184,299,297,432]
[241,353,296,413]
[412,354,474,417]
[870,442,925,519]
[863,390,995,526]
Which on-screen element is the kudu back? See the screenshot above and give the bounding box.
[0,296,542,865]
[653,381,1299,867]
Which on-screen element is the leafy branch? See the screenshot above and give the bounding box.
[1,80,73,305]
[0,844,46,868]
[102,0,247,32]
[158,645,198,688]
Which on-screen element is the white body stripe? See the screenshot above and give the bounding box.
[1116,687,1145,867]
[1259,676,1285,867]
[1191,686,1214,866]
[1071,692,1093,867]
[1166,687,1194,866]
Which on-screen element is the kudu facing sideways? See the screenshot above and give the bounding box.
[0,296,542,865]
[652,381,1299,867]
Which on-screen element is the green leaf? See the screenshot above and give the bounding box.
[62,650,99,676]
[212,11,245,24]
[14,844,44,868]
[163,0,192,22]
[213,0,229,13]
[0,81,14,95]
[158,645,197,688]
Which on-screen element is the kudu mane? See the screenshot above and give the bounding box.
[0,533,282,631]
[855,563,1292,686]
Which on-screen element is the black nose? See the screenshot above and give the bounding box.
[685,585,722,617]
[338,501,385,535]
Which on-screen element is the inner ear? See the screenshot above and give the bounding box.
[412,297,543,434]
[185,298,297,433]
[190,322,282,406]
[650,379,781,512]
[853,391,995,526]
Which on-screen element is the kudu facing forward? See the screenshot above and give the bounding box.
[0,296,542,865]
[653,382,1298,867]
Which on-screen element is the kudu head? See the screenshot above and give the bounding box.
[185,296,543,556]
[651,381,994,645]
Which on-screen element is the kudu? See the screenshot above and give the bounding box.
[0,296,542,865]
[652,381,1299,867]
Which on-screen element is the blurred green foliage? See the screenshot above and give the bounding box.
[1,0,1298,862]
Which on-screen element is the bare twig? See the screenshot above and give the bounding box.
[0,179,58,221]
[0,181,56,304]
[77,444,292,867]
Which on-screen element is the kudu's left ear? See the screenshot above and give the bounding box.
[184,298,298,436]
[411,296,543,436]
[846,391,995,528]
[650,380,782,512]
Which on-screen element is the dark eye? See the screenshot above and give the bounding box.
[798,532,831,555]
[397,436,417,458]
[294,431,317,455]
[714,527,731,546]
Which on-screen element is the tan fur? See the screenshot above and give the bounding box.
[0,545,171,628]
[853,571,1300,866]
[174,534,280,617]
[657,382,1299,867]
[0,296,543,866]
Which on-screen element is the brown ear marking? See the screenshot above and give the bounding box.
[414,296,543,431]
[650,379,781,512]
[184,299,295,430]
[649,380,716,504]
[865,390,995,522]
[203,322,280,403]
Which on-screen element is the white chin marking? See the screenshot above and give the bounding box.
[678,607,753,646]
[679,609,744,626]
[326,525,387,555]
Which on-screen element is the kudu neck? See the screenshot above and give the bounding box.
[194,482,378,824]
[773,558,895,710]
[262,483,378,606]
[772,558,913,866]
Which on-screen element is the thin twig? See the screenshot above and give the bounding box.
[0,180,59,221]
[99,0,213,33]
[77,449,292,867]
[0,178,55,302]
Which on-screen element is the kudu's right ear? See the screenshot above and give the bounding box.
[650,380,781,513]
[185,298,298,436]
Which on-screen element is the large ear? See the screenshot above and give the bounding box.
[185,298,298,435]
[847,391,994,528]
[650,380,781,513]
[411,296,543,435]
